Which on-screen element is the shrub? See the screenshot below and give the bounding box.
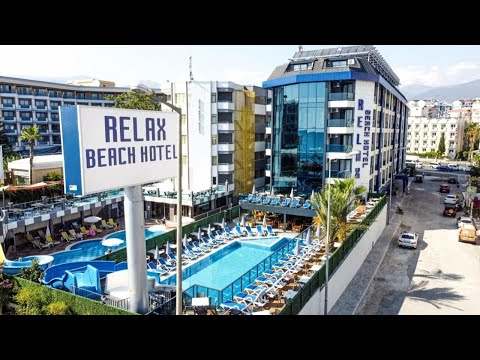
[14,284,50,315]
[18,259,44,283]
[43,301,70,315]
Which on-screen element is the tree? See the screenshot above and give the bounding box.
[311,179,367,250]
[19,126,41,185]
[0,127,16,158]
[466,122,480,152]
[437,132,446,159]
[104,91,162,111]
[45,171,63,181]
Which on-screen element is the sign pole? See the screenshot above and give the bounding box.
[124,185,148,314]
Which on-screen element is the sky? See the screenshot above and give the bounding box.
[0,45,479,89]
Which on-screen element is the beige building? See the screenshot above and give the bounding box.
[8,154,63,185]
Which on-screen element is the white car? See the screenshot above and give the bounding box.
[447,164,459,171]
[430,162,441,169]
[444,194,458,205]
[457,216,474,228]
[398,232,419,249]
[462,164,473,172]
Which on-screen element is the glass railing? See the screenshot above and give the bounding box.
[49,93,61,98]
[266,143,272,149]
[19,104,31,109]
[0,88,12,93]
[17,90,33,95]
[20,117,32,122]
[1,103,14,108]
[34,91,48,97]
[326,144,353,153]
[328,170,352,178]
[3,116,15,121]
[35,117,47,122]
[266,120,272,127]
[328,92,354,101]
[50,106,59,110]
[2,189,124,225]
[35,105,46,109]
[265,163,271,170]
[5,129,17,134]
[328,118,354,127]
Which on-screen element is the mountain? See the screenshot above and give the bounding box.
[407,79,480,102]
[400,84,433,100]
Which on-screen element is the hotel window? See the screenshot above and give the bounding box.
[211,114,217,124]
[211,93,217,103]
[175,93,185,104]
[450,132,455,138]
[212,156,218,165]
[211,135,218,145]
[432,132,436,137]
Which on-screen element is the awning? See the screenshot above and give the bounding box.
[6,182,57,191]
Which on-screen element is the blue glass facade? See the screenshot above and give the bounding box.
[273,82,327,196]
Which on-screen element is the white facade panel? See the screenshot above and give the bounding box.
[255,141,265,152]
[254,104,266,115]
[217,102,234,111]
[328,100,355,108]
[187,81,213,192]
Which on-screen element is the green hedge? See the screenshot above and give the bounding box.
[96,206,240,262]
[279,196,387,315]
[13,277,134,315]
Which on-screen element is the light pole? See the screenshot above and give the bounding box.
[387,145,407,225]
[132,84,183,315]
[324,151,359,315]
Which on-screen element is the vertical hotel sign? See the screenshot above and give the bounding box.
[355,98,371,179]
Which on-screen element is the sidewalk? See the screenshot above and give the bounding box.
[329,188,409,315]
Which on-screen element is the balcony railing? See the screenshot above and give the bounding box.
[19,104,31,109]
[35,117,48,122]
[35,105,46,109]
[3,116,15,121]
[265,163,271,170]
[51,117,59,122]
[20,117,32,122]
[49,92,61,98]
[17,90,33,95]
[50,106,59,111]
[328,92,354,101]
[266,120,272,127]
[266,142,272,149]
[1,103,14,108]
[5,129,17,134]
[34,91,48,97]
[328,118,354,127]
[0,88,13,93]
[326,144,353,153]
[328,170,352,179]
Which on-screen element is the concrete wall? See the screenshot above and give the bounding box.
[299,205,387,315]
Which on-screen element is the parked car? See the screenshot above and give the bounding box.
[414,174,424,183]
[462,164,473,172]
[443,204,458,217]
[447,164,460,171]
[437,165,451,171]
[398,232,419,249]
[444,194,459,205]
[447,177,459,184]
[430,162,441,169]
[457,216,475,228]
[440,184,450,193]
[459,224,477,244]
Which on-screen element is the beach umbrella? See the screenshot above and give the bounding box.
[221,218,225,229]
[197,228,202,240]
[154,246,159,260]
[241,215,246,227]
[84,216,102,223]
[165,241,171,255]
[207,224,212,236]
[263,216,267,227]
[148,225,164,233]
[293,239,300,256]
[290,188,294,198]
[101,238,124,247]
[45,225,51,237]
[316,225,321,238]
[183,234,187,248]
[270,186,275,196]
[311,190,315,199]
[305,228,312,246]
[252,184,255,194]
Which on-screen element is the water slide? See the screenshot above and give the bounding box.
[0,244,54,275]
[64,265,102,294]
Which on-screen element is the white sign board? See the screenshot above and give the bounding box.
[60,105,178,195]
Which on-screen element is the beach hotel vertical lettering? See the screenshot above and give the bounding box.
[355,98,371,179]
[85,116,176,168]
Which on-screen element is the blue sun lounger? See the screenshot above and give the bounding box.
[262,196,272,205]
[256,225,266,236]
[266,225,276,236]
[224,227,239,238]
[245,225,258,236]
[280,198,291,207]
[157,257,176,271]
[302,200,312,209]
[270,197,280,206]
[289,199,300,208]
[193,241,210,253]
[235,226,246,237]
[220,301,253,315]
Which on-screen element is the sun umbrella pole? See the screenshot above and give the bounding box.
[124,185,148,314]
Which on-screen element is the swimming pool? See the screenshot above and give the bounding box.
[50,229,165,265]
[162,237,288,290]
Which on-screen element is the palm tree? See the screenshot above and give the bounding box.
[19,126,41,185]
[311,179,367,250]
[466,122,480,160]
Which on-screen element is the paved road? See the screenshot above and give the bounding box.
[356,175,480,315]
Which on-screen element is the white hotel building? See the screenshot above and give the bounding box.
[407,100,467,158]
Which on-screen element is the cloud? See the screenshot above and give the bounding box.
[398,61,480,87]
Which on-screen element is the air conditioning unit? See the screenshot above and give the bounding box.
[347,58,355,66]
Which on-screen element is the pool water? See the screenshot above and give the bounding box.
[240,237,282,248]
[163,237,288,290]
[50,229,164,265]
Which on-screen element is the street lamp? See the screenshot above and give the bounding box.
[132,84,183,315]
[324,150,359,315]
[387,145,407,225]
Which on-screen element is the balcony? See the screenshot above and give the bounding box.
[50,106,59,111]
[51,117,59,122]
[63,94,75,99]
[0,88,13,93]
[265,163,271,171]
[20,117,32,122]
[35,104,47,110]
[17,90,33,95]
[49,92,61,98]
[34,90,48,97]
[1,103,14,108]
[38,129,49,134]
[51,129,61,134]
[326,144,353,153]
[3,116,16,122]
[37,141,50,145]
[328,92,354,101]
[328,170,352,179]
[19,104,31,109]
[328,118,353,127]
[34,117,48,122]
[5,129,17,135]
